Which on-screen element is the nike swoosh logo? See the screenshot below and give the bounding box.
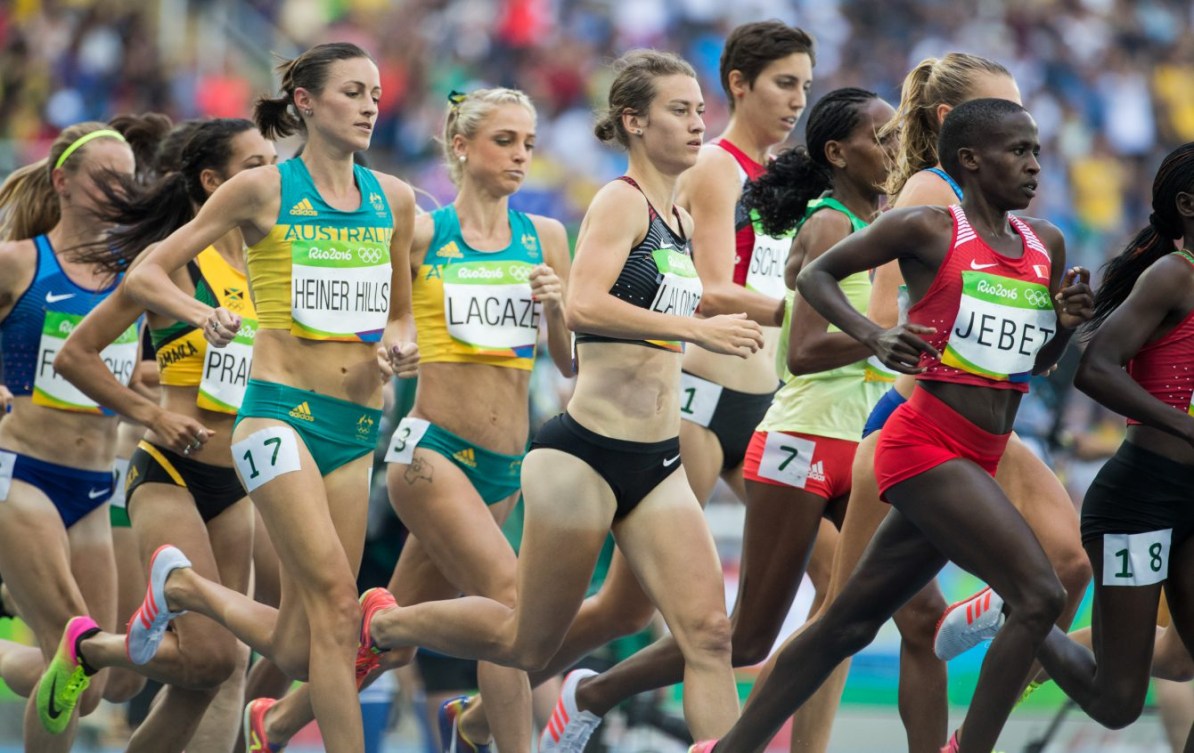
[970,261,998,270]
[46,675,63,720]
[45,292,75,303]
[88,488,108,499]
[662,455,681,467]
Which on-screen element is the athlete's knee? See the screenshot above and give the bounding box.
[1008,574,1066,634]
[674,610,733,667]
[102,670,147,703]
[179,633,239,689]
[893,589,947,654]
[1052,548,1092,599]
[78,681,106,717]
[1089,688,1146,730]
[730,619,782,667]
[308,582,361,648]
[274,641,311,683]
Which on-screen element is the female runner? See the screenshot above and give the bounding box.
[101,43,419,753]
[48,118,277,753]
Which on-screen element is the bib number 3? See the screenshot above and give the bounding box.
[1102,529,1171,587]
[384,417,431,465]
[233,427,303,493]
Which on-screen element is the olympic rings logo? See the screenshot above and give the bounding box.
[358,247,384,264]
[1024,288,1052,308]
[508,264,533,282]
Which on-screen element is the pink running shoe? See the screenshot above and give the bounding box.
[355,587,396,688]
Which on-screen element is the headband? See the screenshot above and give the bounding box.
[55,129,128,170]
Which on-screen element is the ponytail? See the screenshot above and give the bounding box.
[255,42,375,139]
[1084,142,1194,336]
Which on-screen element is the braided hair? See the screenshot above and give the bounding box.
[742,88,879,237]
[1084,142,1194,336]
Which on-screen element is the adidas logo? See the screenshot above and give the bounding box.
[289,198,318,217]
[436,241,463,259]
[807,460,825,482]
[452,447,477,468]
[288,402,315,422]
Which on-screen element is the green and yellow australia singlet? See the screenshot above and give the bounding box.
[247,158,394,342]
[763,197,890,441]
[412,204,544,370]
[152,246,257,414]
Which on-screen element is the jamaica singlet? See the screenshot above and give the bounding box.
[247,158,394,342]
[413,205,544,370]
[152,246,257,413]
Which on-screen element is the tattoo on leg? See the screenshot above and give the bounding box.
[404,456,433,485]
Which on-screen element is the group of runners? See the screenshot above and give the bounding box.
[0,17,1190,753]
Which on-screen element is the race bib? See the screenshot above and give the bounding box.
[198,318,255,414]
[1103,529,1171,587]
[443,261,541,352]
[756,432,816,488]
[291,241,391,342]
[744,218,790,301]
[110,458,130,509]
[679,372,723,427]
[232,426,302,493]
[33,311,137,413]
[384,417,431,465]
[941,272,1056,382]
[0,450,14,502]
[650,246,703,318]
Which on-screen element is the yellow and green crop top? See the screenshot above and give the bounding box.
[151,246,256,414]
[246,158,394,342]
[412,204,544,370]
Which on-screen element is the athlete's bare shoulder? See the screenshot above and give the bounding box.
[893,170,961,209]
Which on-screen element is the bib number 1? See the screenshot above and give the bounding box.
[232,427,302,493]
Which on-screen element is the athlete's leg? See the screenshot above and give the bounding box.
[104,523,147,702]
[579,478,828,720]
[785,431,947,753]
[164,423,370,753]
[680,420,726,507]
[385,451,531,753]
[998,435,1091,639]
[713,505,949,753]
[889,462,1065,753]
[611,468,737,739]
[1156,679,1194,753]
[370,449,612,670]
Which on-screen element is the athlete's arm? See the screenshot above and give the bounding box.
[530,215,574,377]
[1029,221,1092,374]
[787,210,874,375]
[378,174,419,379]
[566,181,762,357]
[1076,254,1194,441]
[680,151,785,326]
[797,207,941,374]
[125,167,277,335]
[55,287,211,452]
[865,171,965,326]
[0,240,37,413]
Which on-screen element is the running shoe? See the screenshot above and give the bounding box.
[940,730,960,753]
[437,695,491,753]
[244,697,286,752]
[540,668,602,753]
[36,616,100,734]
[933,586,1005,661]
[126,544,191,665]
[356,587,396,689]
[1016,680,1044,707]
[689,741,718,752]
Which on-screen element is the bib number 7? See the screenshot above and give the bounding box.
[233,427,303,493]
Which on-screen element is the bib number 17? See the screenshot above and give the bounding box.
[233,427,303,493]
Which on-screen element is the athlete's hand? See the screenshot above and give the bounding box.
[150,409,214,456]
[1055,266,1093,330]
[379,342,419,379]
[202,307,241,348]
[529,264,564,310]
[867,323,939,374]
[0,385,12,415]
[694,313,764,358]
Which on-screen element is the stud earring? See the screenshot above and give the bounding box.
[635,130,643,136]
[303,108,314,117]
[459,155,467,163]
